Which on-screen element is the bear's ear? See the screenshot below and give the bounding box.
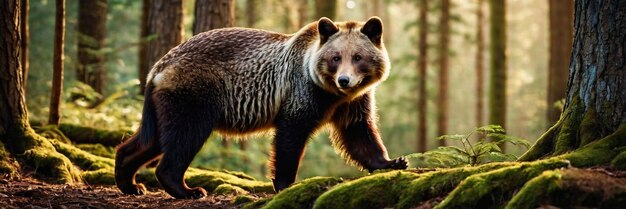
[361,16,383,45]
[318,17,339,45]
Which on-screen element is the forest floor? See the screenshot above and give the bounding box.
[0,176,271,209]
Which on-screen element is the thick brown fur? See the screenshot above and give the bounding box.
[115,17,408,199]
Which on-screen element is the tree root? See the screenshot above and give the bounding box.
[313,171,419,209]
[263,177,343,209]
[396,162,516,209]
[434,158,570,208]
[506,168,626,208]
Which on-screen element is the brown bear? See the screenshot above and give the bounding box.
[115,16,408,199]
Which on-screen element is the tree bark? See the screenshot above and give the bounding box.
[547,0,574,127]
[20,0,28,92]
[488,0,507,151]
[193,0,234,35]
[49,0,65,126]
[0,0,28,136]
[76,0,107,94]
[145,0,184,83]
[417,0,428,152]
[138,0,150,94]
[475,0,485,128]
[437,0,450,147]
[314,0,336,20]
[521,0,626,161]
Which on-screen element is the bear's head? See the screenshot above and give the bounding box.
[309,17,391,99]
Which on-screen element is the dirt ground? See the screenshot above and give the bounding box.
[0,177,269,209]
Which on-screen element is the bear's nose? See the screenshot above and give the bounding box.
[338,76,350,87]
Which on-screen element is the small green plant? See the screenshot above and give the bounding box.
[407,125,531,168]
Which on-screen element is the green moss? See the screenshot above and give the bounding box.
[34,125,72,144]
[243,197,273,209]
[396,162,516,209]
[519,117,561,161]
[75,144,116,158]
[553,96,584,155]
[263,177,343,209]
[185,168,274,193]
[22,146,82,184]
[214,184,249,195]
[560,124,626,167]
[58,123,132,146]
[313,171,418,209]
[579,107,603,146]
[83,168,116,185]
[505,170,562,209]
[611,149,626,170]
[434,158,569,209]
[51,140,114,171]
[233,195,255,204]
[0,141,16,175]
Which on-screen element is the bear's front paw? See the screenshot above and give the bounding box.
[387,157,409,170]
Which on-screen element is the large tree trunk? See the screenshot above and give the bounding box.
[145,0,184,82]
[488,0,507,151]
[20,0,28,92]
[193,0,234,35]
[138,0,150,94]
[475,0,485,127]
[1,0,80,184]
[547,0,574,127]
[436,0,450,147]
[416,0,428,152]
[76,0,107,94]
[314,0,336,20]
[246,0,257,28]
[49,0,65,126]
[521,0,626,161]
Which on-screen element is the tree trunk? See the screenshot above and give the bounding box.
[547,0,574,128]
[488,0,507,151]
[1,0,80,184]
[138,0,150,94]
[314,0,336,20]
[49,0,65,126]
[246,0,257,28]
[416,0,428,152]
[76,0,107,94]
[145,0,184,83]
[193,0,234,35]
[521,0,626,160]
[436,0,450,147]
[475,0,485,128]
[20,0,28,92]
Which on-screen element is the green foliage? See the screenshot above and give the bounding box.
[407,125,530,168]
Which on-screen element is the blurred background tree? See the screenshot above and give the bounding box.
[23,0,556,180]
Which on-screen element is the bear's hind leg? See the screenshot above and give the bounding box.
[153,92,216,199]
[115,134,162,195]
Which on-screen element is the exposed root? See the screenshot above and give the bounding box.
[434,158,570,208]
[396,162,516,209]
[313,171,419,209]
[559,124,626,167]
[263,177,343,209]
[506,168,626,208]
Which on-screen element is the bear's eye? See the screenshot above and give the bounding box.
[354,55,362,61]
[332,56,341,62]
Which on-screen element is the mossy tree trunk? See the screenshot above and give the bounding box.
[521,0,626,161]
[1,0,80,183]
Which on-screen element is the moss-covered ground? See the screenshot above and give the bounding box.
[2,121,626,208]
